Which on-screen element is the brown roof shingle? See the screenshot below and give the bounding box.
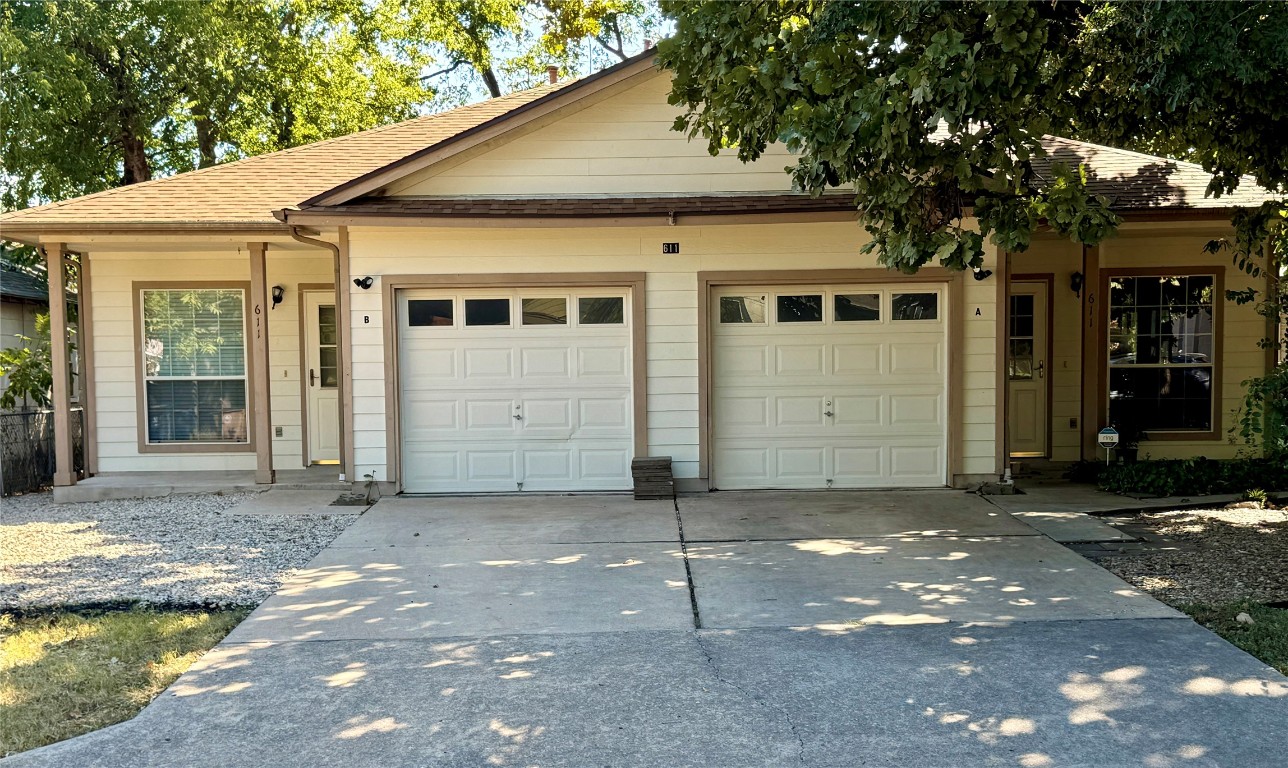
[0,82,571,228]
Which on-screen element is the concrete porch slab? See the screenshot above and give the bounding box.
[679,490,1035,541]
[329,495,678,547]
[224,542,694,643]
[225,489,365,516]
[687,535,1182,629]
[1009,510,1137,543]
[996,483,1245,515]
[53,468,350,503]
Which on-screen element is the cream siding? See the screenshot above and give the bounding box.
[346,222,1002,487]
[1011,230,1268,462]
[389,73,801,198]
[86,249,331,473]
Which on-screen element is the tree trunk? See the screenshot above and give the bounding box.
[480,66,502,98]
[119,129,151,184]
[195,114,217,168]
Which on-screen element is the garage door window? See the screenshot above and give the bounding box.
[892,292,939,321]
[465,298,511,326]
[578,296,624,324]
[834,293,880,322]
[408,299,453,327]
[777,294,824,323]
[719,295,767,324]
[522,297,568,325]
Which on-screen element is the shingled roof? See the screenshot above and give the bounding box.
[0,65,1273,232]
[0,81,573,229]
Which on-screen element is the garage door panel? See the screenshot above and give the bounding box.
[713,284,947,489]
[775,345,826,376]
[520,347,571,377]
[399,289,633,493]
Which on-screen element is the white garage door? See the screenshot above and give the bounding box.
[398,288,633,493]
[712,285,948,489]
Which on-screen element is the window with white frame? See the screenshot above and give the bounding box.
[1107,274,1215,432]
[140,288,248,444]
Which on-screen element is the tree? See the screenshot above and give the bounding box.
[658,0,1288,453]
[656,1,1287,273]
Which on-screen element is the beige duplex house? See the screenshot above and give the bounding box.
[1,53,1276,502]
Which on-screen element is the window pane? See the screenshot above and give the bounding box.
[318,306,337,345]
[146,379,247,443]
[579,297,625,324]
[522,298,568,325]
[834,293,880,322]
[719,295,766,324]
[1109,275,1213,367]
[465,298,510,326]
[319,348,338,388]
[142,289,245,378]
[777,294,823,323]
[1110,365,1212,431]
[1009,339,1034,380]
[892,292,938,320]
[408,299,453,327]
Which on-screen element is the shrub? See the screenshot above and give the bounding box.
[1097,457,1288,497]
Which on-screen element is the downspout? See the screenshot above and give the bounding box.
[289,225,348,482]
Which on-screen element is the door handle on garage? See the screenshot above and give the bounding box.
[824,400,834,418]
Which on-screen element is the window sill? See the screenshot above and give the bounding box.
[137,442,254,454]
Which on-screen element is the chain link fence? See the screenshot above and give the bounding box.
[1,408,84,496]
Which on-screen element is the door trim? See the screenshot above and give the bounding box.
[698,267,964,488]
[298,283,335,466]
[381,272,648,492]
[1008,274,1055,459]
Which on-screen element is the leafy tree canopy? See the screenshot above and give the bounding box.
[656,0,1288,274]
[0,0,660,213]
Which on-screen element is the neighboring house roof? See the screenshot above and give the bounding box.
[0,55,1274,232]
[0,261,48,303]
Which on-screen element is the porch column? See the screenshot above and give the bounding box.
[335,227,355,482]
[248,242,275,484]
[45,244,76,487]
[78,252,98,476]
[1080,244,1103,460]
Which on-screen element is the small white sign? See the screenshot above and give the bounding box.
[1097,427,1120,448]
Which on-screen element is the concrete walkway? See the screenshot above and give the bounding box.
[8,491,1286,767]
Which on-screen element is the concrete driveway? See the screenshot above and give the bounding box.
[9,491,1286,767]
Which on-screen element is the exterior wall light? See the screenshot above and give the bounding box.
[353,276,375,290]
[1070,271,1084,297]
[271,285,285,308]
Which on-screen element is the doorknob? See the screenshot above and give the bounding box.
[1036,361,1045,379]
[824,400,834,418]
[309,369,316,386]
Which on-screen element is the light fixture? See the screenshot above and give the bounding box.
[1070,271,1084,297]
[972,267,993,281]
[270,285,285,308]
[353,276,374,290]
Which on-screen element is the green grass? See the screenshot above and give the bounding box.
[0,607,249,756]
[1181,601,1288,676]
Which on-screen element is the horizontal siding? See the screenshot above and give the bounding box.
[87,250,328,473]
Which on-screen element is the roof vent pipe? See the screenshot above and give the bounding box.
[547,66,558,85]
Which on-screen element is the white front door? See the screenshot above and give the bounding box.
[711,285,949,489]
[1008,281,1049,457]
[398,288,634,493]
[304,291,340,464]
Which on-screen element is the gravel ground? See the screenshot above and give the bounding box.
[1100,506,1288,605]
[0,492,358,610]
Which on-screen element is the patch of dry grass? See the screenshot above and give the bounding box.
[0,608,248,756]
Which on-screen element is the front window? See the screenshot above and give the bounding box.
[1108,274,1215,432]
[141,288,248,444]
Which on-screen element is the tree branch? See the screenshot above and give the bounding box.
[421,60,468,81]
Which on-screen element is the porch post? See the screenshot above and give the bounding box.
[1079,244,1102,460]
[45,244,76,487]
[78,252,98,476]
[248,242,275,484]
[335,227,355,482]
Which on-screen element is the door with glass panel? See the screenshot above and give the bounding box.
[1007,281,1048,457]
[304,291,340,464]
